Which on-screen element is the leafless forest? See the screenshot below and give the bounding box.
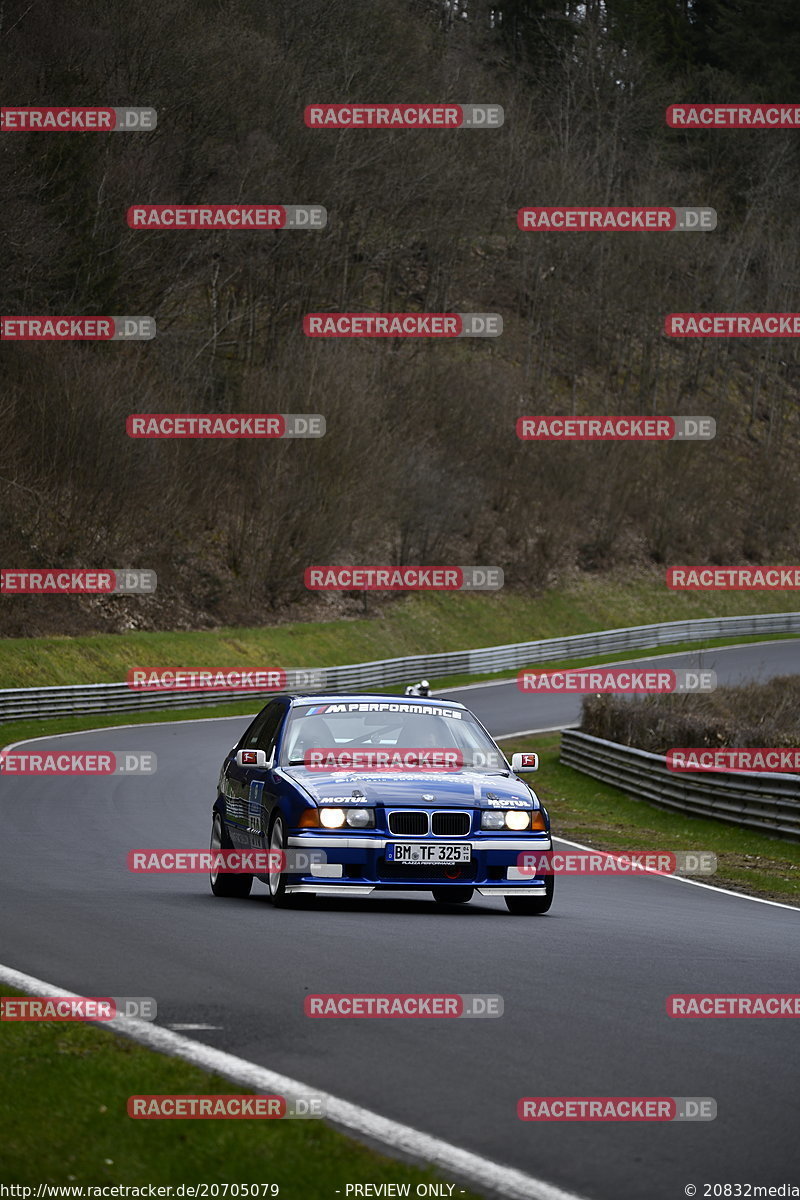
[1,0,799,634]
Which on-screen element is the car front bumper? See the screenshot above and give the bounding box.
[283,833,553,895]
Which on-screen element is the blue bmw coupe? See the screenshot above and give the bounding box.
[210,693,554,914]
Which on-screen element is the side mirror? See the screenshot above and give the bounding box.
[511,752,538,773]
[236,749,268,768]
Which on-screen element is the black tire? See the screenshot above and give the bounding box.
[209,813,253,898]
[432,887,474,904]
[505,876,554,915]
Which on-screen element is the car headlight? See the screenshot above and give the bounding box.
[506,810,531,831]
[319,808,346,829]
[345,808,374,828]
[306,807,375,830]
[481,810,541,831]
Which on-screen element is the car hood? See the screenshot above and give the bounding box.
[282,768,538,809]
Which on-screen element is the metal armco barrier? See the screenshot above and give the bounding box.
[560,729,800,842]
[1,610,798,723]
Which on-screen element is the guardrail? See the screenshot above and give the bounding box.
[560,729,800,841]
[1,610,798,723]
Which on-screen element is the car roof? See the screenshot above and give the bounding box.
[284,693,467,710]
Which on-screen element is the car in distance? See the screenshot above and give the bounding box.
[211,693,553,914]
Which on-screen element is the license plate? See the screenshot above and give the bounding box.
[385,843,472,864]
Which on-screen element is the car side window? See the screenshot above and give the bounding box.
[241,703,280,752]
[255,703,285,757]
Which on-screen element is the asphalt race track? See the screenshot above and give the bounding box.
[2,641,799,1200]
[447,639,800,735]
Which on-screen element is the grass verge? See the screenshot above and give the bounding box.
[1,577,798,689]
[0,986,482,1196]
[504,732,800,907]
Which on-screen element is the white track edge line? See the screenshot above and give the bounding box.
[551,837,800,913]
[1,711,258,754]
[0,963,585,1200]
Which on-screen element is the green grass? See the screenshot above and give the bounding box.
[0,987,483,1195]
[505,732,800,906]
[1,575,798,689]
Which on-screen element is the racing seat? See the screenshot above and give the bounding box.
[287,717,335,764]
[403,717,449,749]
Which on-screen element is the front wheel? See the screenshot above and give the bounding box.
[209,813,252,898]
[267,814,296,908]
[432,887,473,904]
[505,876,554,915]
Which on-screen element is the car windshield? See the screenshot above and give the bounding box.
[282,701,507,773]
